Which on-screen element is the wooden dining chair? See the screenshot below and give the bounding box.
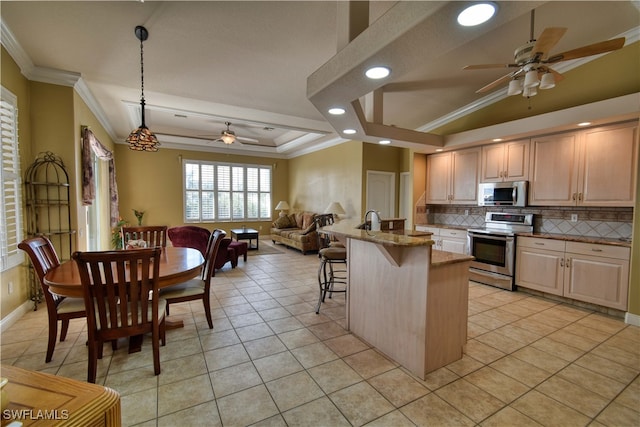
[18,236,87,363]
[159,229,226,329]
[72,247,166,383]
[121,225,168,248]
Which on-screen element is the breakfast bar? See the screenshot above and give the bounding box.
[322,221,474,380]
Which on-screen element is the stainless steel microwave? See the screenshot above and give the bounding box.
[478,181,528,207]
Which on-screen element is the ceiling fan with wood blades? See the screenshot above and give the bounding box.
[463,10,625,97]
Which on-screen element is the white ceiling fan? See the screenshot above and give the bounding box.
[463,10,625,97]
[206,121,260,145]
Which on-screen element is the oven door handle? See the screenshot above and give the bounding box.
[468,232,513,242]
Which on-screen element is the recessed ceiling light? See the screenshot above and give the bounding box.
[578,122,592,127]
[492,138,503,142]
[343,129,357,135]
[435,148,444,152]
[379,140,391,145]
[365,66,391,79]
[457,3,496,27]
[328,107,346,115]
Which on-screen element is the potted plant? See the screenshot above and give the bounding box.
[111,218,129,249]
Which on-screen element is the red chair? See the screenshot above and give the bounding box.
[168,226,210,256]
[213,234,236,272]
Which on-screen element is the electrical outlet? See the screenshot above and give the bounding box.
[259,225,263,231]
[8,281,14,294]
[464,209,469,216]
[570,214,578,222]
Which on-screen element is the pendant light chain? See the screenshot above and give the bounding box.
[139,35,146,127]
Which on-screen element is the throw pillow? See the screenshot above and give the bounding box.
[273,215,292,229]
[294,212,304,229]
[300,220,317,235]
[301,212,315,230]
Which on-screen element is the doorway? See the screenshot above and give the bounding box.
[366,170,395,218]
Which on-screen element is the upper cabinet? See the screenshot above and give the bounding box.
[529,121,638,207]
[426,148,479,205]
[481,140,530,183]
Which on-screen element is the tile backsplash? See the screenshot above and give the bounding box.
[417,205,633,240]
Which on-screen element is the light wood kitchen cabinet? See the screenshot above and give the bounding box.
[426,148,479,205]
[516,237,565,296]
[416,225,468,254]
[529,122,638,207]
[481,139,529,182]
[516,236,630,310]
[564,241,630,311]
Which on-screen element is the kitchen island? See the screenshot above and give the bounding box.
[322,221,474,380]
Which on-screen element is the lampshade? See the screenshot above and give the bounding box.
[275,201,290,211]
[221,133,236,145]
[325,202,345,215]
[128,26,159,152]
[539,72,556,90]
[507,79,523,96]
[523,69,539,89]
[523,86,538,98]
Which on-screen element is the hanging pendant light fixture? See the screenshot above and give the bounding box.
[127,25,159,152]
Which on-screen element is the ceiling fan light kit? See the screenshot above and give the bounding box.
[507,79,523,96]
[127,25,160,152]
[539,72,556,90]
[219,121,237,144]
[464,9,625,100]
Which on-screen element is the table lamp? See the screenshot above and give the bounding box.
[325,202,346,221]
[275,201,290,217]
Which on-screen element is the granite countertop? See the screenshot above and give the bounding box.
[322,220,434,247]
[517,232,632,248]
[431,250,474,267]
[415,223,469,231]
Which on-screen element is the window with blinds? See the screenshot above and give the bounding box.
[0,86,23,271]
[183,160,271,223]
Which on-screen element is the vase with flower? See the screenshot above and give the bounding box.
[133,209,145,226]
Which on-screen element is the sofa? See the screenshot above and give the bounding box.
[270,211,319,254]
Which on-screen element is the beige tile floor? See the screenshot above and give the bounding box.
[1,239,639,426]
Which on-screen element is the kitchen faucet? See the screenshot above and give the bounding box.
[364,209,382,232]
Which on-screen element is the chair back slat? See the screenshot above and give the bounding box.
[122,226,168,248]
[203,230,226,281]
[18,236,63,309]
[73,248,161,340]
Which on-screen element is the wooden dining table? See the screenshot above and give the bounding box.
[44,246,204,352]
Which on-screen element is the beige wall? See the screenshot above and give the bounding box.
[288,141,363,220]
[114,146,289,237]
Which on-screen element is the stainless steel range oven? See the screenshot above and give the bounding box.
[467,212,533,290]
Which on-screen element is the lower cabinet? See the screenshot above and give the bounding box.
[516,237,630,310]
[416,226,468,255]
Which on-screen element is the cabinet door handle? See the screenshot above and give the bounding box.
[560,258,564,267]
[591,248,603,252]
[534,242,544,246]
[566,258,571,268]
[572,193,577,201]
[578,193,583,201]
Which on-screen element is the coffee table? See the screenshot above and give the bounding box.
[231,228,259,250]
